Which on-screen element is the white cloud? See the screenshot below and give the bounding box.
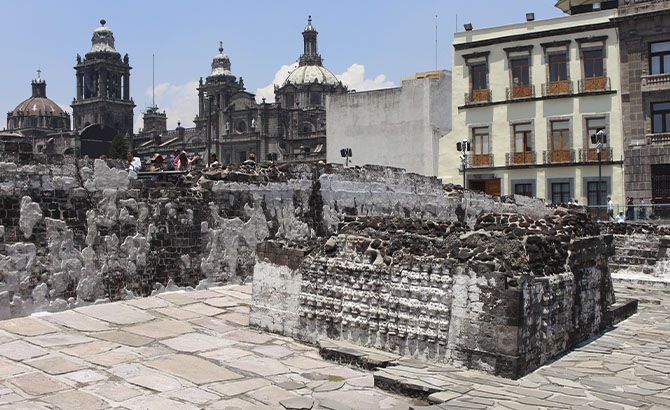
[336,64,395,92]
[136,80,199,132]
[255,63,395,103]
[255,63,298,103]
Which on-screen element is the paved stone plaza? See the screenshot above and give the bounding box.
[0,283,665,409]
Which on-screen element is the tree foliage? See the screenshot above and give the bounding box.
[110,134,129,159]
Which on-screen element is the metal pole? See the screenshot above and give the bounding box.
[206,95,212,166]
[598,141,602,219]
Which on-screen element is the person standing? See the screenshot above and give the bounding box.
[607,197,614,220]
[626,196,635,221]
[639,198,647,220]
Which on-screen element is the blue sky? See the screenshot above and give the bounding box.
[0,1,563,130]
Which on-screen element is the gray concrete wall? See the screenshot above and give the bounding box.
[326,72,452,177]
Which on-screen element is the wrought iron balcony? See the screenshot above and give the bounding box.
[641,73,670,93]
[506,85,535,100]
[543,149,575,164]
[579,147,613,162]
[469,154,493,167]
[465,89,492,104]
[578,76,611,93]
[542,80,573,97]
[505,151,536,166]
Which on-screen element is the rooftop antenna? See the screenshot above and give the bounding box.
[37,68,42,80]
[455,13,458,34]
[152,54,155,108]
[435,14,438,70]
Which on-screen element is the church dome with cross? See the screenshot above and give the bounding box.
[7,71,71,134]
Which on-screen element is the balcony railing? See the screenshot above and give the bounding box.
[465,89,492,104]
[647,132,670,144]
[542,80,573,96]
[578,76,611,93]
[505,151,536,166]
[506,85,535,100]
[641,73,670,92]
[580,147,613,162]
[469,154,493,167]
[543,149,575,164]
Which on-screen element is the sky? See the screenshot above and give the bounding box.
[0,1,563,131]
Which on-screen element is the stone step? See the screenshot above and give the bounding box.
[318,339,400,370]
[604,299,638,327]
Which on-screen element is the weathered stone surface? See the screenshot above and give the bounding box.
[0,317,58,336]
[145,354,243,384]
[0,341,48,361]
[24,355,87,375]
[160,333,232,352]
[43,310,111,332]
[83,381,144,402]
[8,372,67,396]
[125,319,193,339]
[41,390,106,410]
[91,330,153,347]
[280,397,314,410]
[76,304,154,325]
[209,378,270,396]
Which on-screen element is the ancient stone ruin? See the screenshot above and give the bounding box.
[0,153,545,319]
[0,153,632,381]
[250,208,620,379]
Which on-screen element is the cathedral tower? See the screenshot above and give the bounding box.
[71,19,135,137]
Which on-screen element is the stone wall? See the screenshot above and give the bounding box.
[250,209,615,379]
[0,155,548,319]
[601,222,670,277]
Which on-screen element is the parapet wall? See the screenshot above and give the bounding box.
[0,155,548,318]
[251,210,615,379]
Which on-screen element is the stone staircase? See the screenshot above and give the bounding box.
[609,234,670,275]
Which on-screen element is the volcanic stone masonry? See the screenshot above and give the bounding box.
[250,209,619,379]
[0,152,549,319]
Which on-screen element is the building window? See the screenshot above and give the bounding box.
[471,64,488,90]
[586,117,608,148]
[548,53,568,82]
[551,182,571,205]
[514,183,533,197]
[652,102,670,134]
[510,57,531,98]
[513,123,532,153]
[650,41,670,75]
[285,94,295,108]
[550,120,570,151]
[583,49,604,78]
[310,92,321,106]
[471,127,491,166]
[235,120,247,133]
[587,181,607,207]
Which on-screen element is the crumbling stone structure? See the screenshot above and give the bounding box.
[602,222,670,278]
[0,153,548,319]
[251,209,616,379]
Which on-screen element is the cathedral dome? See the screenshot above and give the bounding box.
[90,19,117,54]
[11,79,66,117]
[284,65,339,86]
[210,42,233,77]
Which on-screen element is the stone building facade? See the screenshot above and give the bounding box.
[71,20,135,157]
[2,73,75,155]
[439,7,625,212]
[615,0,670,212]
[326,70,450,176]
[133,16,347,165]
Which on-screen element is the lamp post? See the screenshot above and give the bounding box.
[591,129,607,218]
[205,92,213,166]
[340,148,352,167]
[456,138,471,189]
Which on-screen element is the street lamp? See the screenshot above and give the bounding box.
[340,148,352,167]
[456,138,471,189]
[591,129,608,217]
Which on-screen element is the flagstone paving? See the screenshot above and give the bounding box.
[0,283,665,409]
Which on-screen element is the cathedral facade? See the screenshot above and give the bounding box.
[134,16,347,164]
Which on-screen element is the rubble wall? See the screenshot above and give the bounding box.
[250,211,615,379]
[0,155,548,319]
[601,222,670,278]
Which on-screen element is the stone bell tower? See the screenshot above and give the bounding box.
[71,19,135,136]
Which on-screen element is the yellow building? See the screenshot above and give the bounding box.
[439,7,624,212]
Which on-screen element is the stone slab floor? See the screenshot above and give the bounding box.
[0,283,663,409]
